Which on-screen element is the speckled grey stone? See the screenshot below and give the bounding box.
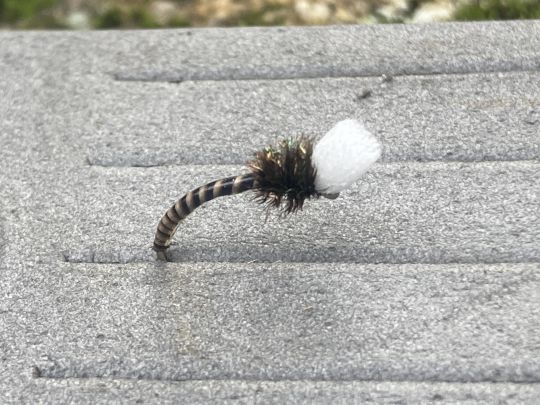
[1,21,539,404]
[2,21,538,81]
[4,377,540,404]
[37,161,540,265]
[2,262,540,383]
[1,24,539,167]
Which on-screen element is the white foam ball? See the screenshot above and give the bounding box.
[312,119,381,194]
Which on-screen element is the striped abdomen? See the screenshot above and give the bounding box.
[153,173,255,253]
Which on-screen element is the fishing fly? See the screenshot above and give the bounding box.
[153,119,381,260]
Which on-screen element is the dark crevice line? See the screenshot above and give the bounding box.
[111,66,540,84]
[61,257,540,266]
[86,158,540,169]
[34,373,540,385]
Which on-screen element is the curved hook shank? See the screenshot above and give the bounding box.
[153,173,255,253]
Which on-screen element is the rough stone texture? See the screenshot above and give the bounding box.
[3,261,540,381]
[3,21,538,81]
[6,378,540,404]
[33,161,538,264]
[85,72,540,166]
[0,21,539,404]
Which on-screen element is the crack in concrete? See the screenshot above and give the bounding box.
[112,67,540,84]
[34,371,540,384]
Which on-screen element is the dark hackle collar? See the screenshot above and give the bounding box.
[248,136,319,214]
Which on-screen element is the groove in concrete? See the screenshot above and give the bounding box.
[2,22,539,82]
[53,160,539,265]
[36,373,540,384]
[9,262,538,384]
[84,71,540,167]
[86,158,540,169]
[21,377,540,404]
[61,252,540,266]
[112,66,540,83]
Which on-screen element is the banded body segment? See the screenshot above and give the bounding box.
[153,174,255,253]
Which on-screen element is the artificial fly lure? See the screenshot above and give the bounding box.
[153,119,381,260]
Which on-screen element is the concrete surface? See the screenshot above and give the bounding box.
[0,21,539,403]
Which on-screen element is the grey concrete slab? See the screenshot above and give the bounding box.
[7,379,540,404]
[1,262,539,383]
[1,62,539,167]
[1,22,539,404]
[83,71,540,166]
[1,21,539,81]
[7,160,532,264]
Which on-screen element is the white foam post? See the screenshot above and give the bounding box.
[312,119,381,194]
